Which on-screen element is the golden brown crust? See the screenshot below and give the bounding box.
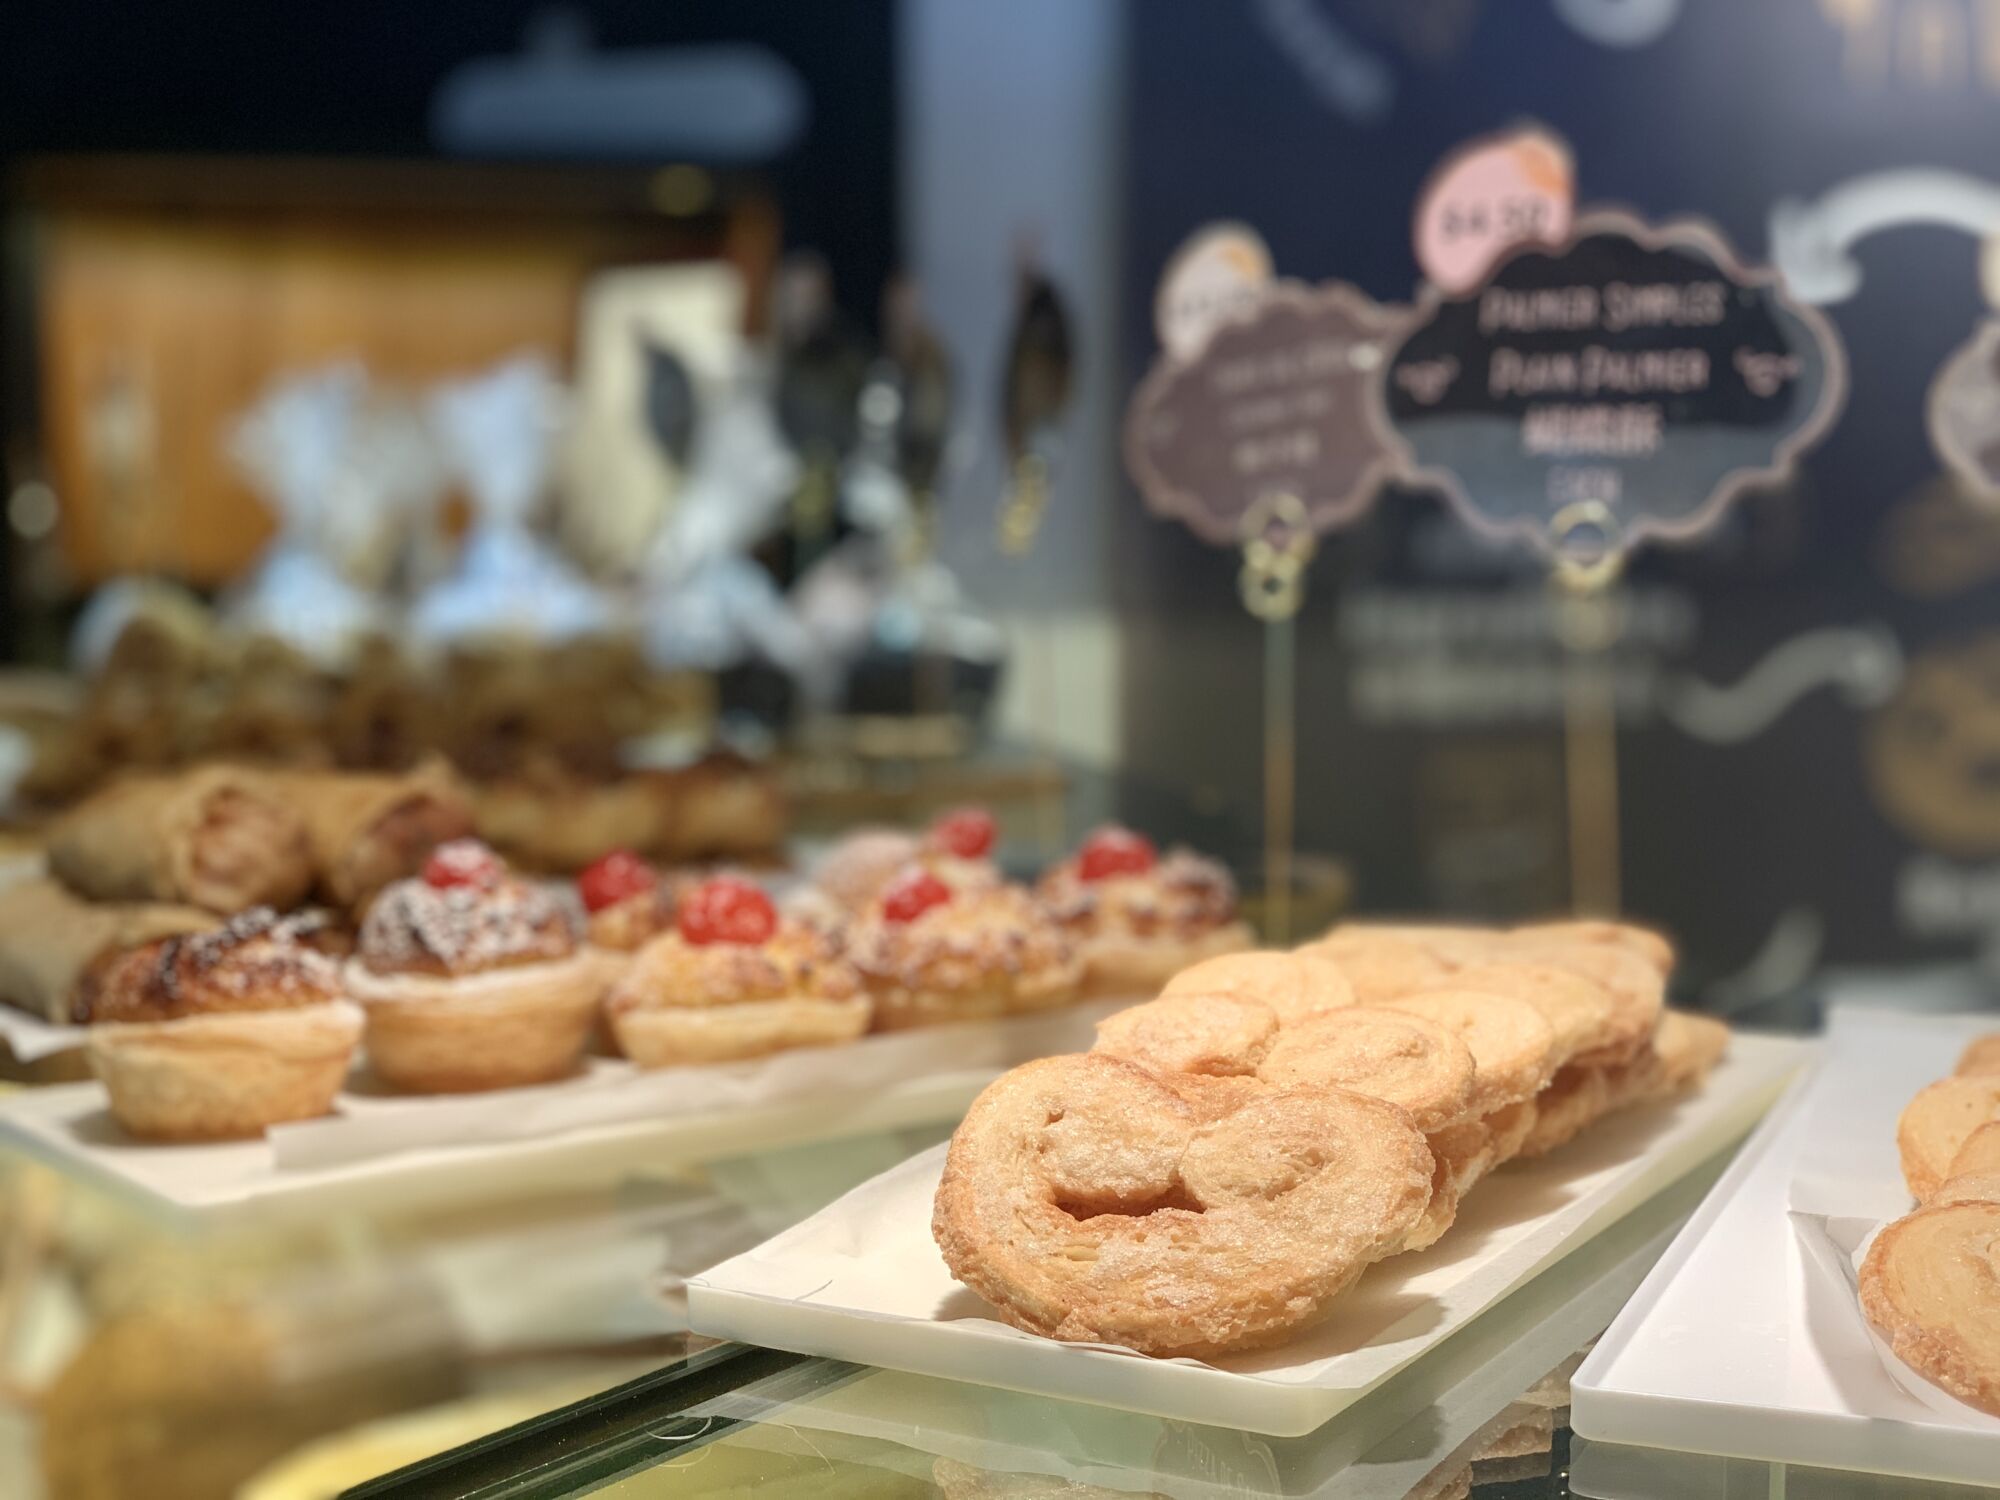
[1301,928,1458,1005]
[1256,1007,1479,1133]
[1385,989,1559,1115]
[88,1001,362,1140]
[48,766,315,914]
[0,878,217,1023]
[1950,1120,2000,1180]
[1429,960,1634,1067]
[1956,1033,2000,1078]
[1497,942,1666,1067]
[1158,949,1354,1024]
[1093,994,1279,1078]
[76,909,344,1025]
[932,1053,1433,1357]
[608,919,862,1014]
[583,885,679,953]
[610,995,870,1066]
[1504,919,1675,977]
[1859,1200,2000,1415]
[357,875,578,979]
[1898,1076,2000,1202]
[849,885,1080,1028]
[348,956,603,1092]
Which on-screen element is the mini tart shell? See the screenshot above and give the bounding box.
[611,994,870,1067]
[88,1000,363,1141]
[1076,922,1256,1001]
[346,954,602,1093]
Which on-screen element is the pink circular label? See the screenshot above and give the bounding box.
[1415,128,1575,295]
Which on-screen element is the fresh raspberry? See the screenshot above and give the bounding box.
[577,849,658,914]
[1076,827,1156,883]
[880,867,953,925]
[929,807,998,860]
[422,839,504,891]
[677,876,777,946]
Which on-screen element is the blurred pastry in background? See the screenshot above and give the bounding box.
[1036,826,1253,998]
[275,758,474,911]
[471,763,671,873]
[48,766,315,914]
[605,874,868,1065]
[79,909,362,1141]
[659,752,787,862]
[848,865,1081,1030]
[0,878,217,1023]
[346,840,600,1092]
[325,636,444,772]
[810,806,1002,914]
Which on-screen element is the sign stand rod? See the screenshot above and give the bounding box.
[1552,547,1626,916]
[1242,492,1315,945]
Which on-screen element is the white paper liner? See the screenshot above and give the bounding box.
[267,999,1130,1169]
[1790,1210,2000,1431]
[1781,1003,2000,1436]
[688,1036,1803,1431]
[0,1007,85,1063]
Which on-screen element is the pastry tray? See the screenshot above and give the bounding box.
[0,999,1130,1224]
[686,1032,1808,1438]
[1571,1007,2000,1487]
[686,1154,1723,1500]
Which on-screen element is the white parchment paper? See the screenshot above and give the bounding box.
[1785,1004,2000,1435]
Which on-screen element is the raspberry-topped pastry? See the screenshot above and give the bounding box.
[1035,826,1254,997]
[606,875,869,1065]
[347,839,600,1092]
[80,908,363,1140]
[813,807,1005,914]
[847,865,1082,1030]
[576,850,679,953]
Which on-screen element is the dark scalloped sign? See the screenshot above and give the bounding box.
[1378,212,1846,563]
[1126,282,1404,547]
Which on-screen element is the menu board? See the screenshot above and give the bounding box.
[1127,282,1401,546]
[1379,212,1846,564]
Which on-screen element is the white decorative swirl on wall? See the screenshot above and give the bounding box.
[1771,168,2000,304]
[1663,625,1905,744]
[1550,0,1684,48]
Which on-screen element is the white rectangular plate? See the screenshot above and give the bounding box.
[0,1001,1130,1222]
[688,1032,1806,1438]
[1573,1007,2000,1487]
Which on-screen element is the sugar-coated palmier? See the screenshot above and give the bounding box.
[1255,1007,1478,1133]
[1159,949,1354,1025]
[1898,1075,2000,1202]
[1385,989,1558,1116]
[933,1053,1434,1358]
[1860,1199,2000,1415]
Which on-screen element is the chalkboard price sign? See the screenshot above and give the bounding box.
[1379,212,1846,564]
[1127,282,1403,547]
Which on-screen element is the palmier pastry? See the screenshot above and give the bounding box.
[1956,1033,2000,1078]
[1093,993,1278,1078]
[347,840,601,1092]
[1432,961,1635,1069]
[1254,1008,1478,1134]
[1860,1199,2000,1415]
[1158,949,1354,1024]
[1036,827,1253,998]
[850,867,1081,1030]
[1494,941,1665,1067]
[81,908,360,1140]
[1385,990,1559,1118]
[1302,928,1454,1005]
[606,875,867,1065]
[1897,1076,2000,1201]
[1503,919,1674,977]
[1950,1120,2000,1180]
[1929,1171,2000,1206]
[932,1053,1433,1357]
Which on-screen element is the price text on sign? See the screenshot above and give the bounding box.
[1414,125,1575,296]
[1378,212,1846,562]
[1127,282,1403,546]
